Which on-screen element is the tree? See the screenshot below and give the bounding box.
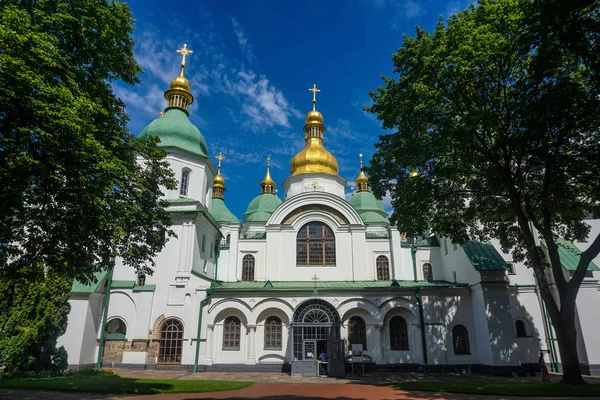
[366,0,600,384]
[0,1,176,374]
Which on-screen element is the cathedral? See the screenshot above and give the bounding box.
[58,45,600,377]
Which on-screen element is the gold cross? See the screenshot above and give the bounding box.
[309,84,320,110]
[176,43,193,67]
[311,274,319,289]
[215,152,225,172]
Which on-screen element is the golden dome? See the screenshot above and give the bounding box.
[290,138,339,176]
[355,170,368,185]
[260,157,276,193]
[170,73,191,92]
[305,110,323,125]
[213,173,225,186]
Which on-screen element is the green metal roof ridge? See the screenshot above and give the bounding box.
[540,238,600,271]
[111,280,136,289]
[71,269,109,293]
[462,240,508,271]
[191,269,220,283]
[210,279,468,291]
[132,284,156,292]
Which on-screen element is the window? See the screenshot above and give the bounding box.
[223,316,241,350]
[180,169,190,196]
[506,262,515,275]
[376,255,390,280]
[202,235,206,252]
[389,316,409,350]
[515,320,528,337]
[158,319,183,364]
[348,316,367,350]
[226,234,231,245]
[422,263,433,281]
[264,316,282,349]
[242,254,255,281]
[106,318,126,335]
[296,222,336,265]
[137,273,146,287]
[209,242,213,258]
[452,325,470,355]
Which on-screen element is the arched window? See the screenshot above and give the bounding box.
[452,325,470,355]
[376,255,390,280]
[158,319,183,364]
[201,235,206,252]
[389,316,409,350]
[242,254,255,281]
[515,320,528,337]
[422,263,433,281]
[223,316,241,350]
[264,316,282,350]
[348,316,367,350]
[296,222,336,265]
[180,169,190,196]
[226,234,231,245]
[209,241,213,258]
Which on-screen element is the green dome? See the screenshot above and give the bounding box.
[210,198,239,224]
[349,191,387,223]
[244,193,282,222]
[138,107,208,157]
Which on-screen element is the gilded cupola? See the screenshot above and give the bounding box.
[212,152,226,199]
[289,84,339,176]
[260,157,276,194]
[355,153,370,192]
[165,43,194,111]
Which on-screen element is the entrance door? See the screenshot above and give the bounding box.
[302,340,318,376]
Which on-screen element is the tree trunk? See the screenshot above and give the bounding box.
[550,302,585,384]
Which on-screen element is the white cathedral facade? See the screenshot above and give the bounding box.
[58,50,600,377]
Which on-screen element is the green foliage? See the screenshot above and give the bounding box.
[0,374,252,395]
[0,0,176,282]
[0,270,72,377]
[367,0,600,384]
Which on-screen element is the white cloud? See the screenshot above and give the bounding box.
[230,17,255,63]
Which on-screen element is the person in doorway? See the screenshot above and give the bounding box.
[539,352,550,382]
[319,350,327,375]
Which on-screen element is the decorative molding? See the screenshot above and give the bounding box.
[366,231,390,239]
[282,204,349,225]
[241,231,266,239]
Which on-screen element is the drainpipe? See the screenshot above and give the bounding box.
[193,289,212,373]
[411,245,418,281]
[415,289,428,373]
[96,257,115,368]
[528,222,559,372]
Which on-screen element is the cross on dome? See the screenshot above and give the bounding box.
[311,274,319,289]
[309,84,320,110]
[215,151,225,172]
[176,43,193,67]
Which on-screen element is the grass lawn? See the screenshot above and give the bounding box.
[391,382,600,397]
[0,374,251,395]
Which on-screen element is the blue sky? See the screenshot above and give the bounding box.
[117,0,472,219]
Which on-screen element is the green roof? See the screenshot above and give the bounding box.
[210,197,239,224]
[210,279,468,291]
[541,239,600,271]
[349,191,387,223]
[138,107,208,157]
[244,193,282,222]
[71,269,109,293]
[462,241,508,271]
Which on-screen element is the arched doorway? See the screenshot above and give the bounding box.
[291,299,344,377]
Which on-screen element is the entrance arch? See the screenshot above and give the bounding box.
[291,299,344,377]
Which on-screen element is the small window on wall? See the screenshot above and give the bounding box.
[223,316,241,350]
[242,254,255,281]
[137,273,146,287]
[389,316,409,350]
[422,263,433,281]
[452,325,470,355]
[202,235,206,252]
[515,320,528,337]
[106,318,126,340]
[264,316,282,350]
[209,242,213,258]
[226,234,231,245]
[506,262,515,275]
[376,255,390,280]
[180,169,190,196]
